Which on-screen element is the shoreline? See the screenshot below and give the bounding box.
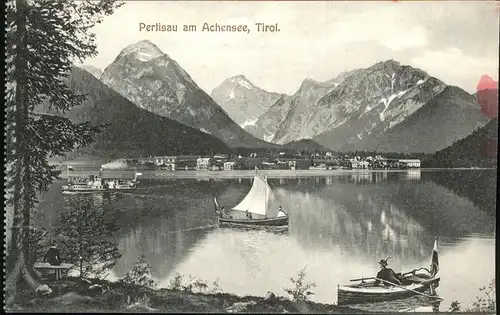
[11,277,364,313]
[56,167,497,179]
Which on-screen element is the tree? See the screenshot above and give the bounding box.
[5,0,123,304]
[57,198,121,279]
[121,255,158,289]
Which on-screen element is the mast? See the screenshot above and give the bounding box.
[264,173,268,218]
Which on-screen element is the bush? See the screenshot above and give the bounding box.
[121,255,157,289]
[167,272,222,294]
[467,281,496,313]
[449,280,496,313]
[283,266,316,302]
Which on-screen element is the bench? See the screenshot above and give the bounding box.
[34,262,74,280]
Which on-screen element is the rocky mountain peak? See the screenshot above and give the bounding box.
[115,39,166,62]
[225,75,255,89]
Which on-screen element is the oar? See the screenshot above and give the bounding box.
[401,267,431,277]
[350,277,376,282]
[373,278,443,301]
[351,267,431,282]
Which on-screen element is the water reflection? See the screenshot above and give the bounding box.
[402,170,421,180]
[274,187,431,267]
[34,171,496,308]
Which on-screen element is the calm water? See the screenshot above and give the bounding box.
[35,170,496,312]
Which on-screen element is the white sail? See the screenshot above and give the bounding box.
[232,168,273,216]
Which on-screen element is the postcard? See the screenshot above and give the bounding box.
[4,0,498,313]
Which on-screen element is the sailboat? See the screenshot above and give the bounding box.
[214,167,288,228]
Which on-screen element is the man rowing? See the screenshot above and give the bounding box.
[374,257,402,286]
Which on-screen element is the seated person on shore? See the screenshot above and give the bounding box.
[245,210,252,219]
[374,257,402,286]
[277,206,287,217]
[44,240,62,266]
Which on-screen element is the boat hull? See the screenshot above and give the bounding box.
[61,185,136,193]
[337,275,440,305]
[218,216,288,227]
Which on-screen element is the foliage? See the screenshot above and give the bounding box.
[26,227,48,266]
[56,197,121,278]
[448,300,461,312]
[121,255,158,289]
[167,273,185,291]
[283,266,316,302]
[167,272,222,294]
[466,281,496,313]
[448,280,496,313]
[4,0,123,300]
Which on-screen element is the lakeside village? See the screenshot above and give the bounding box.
[129,151,422,171]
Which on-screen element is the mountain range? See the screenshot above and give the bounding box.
[99,40,276,149]
[71,39,497,157]
[213,59,494,154]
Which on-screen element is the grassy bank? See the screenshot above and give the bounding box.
[8,277,363,313]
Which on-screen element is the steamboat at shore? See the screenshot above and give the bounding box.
[61,166,142,193]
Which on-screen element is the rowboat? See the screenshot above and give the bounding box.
[214,167,288,228]
[338,237,441,305]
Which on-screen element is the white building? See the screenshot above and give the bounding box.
[224,161,236,170]
[154,156,177,170]
[399,159,421,168]
[196,157,211,170]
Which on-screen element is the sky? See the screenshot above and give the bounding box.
[83,0,499,95]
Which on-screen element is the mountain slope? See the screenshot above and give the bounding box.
[242,93,293,141]
[427,118,498,168]
[79,65,103,79]
[210,75,282,126]
[270,77,345,144]
[299,60,447,151]
[40,67,231,157]
[100,40,277,148]
[356,86,492,153]
[282,139,329,152]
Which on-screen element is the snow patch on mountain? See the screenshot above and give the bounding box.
[241,118,258,128]
[416,77,429,86]
[229,89,235,99]
[264,133,275,142]
[118,40,164,61]
[136,52,156,62]
[188,107,196,117]
[238,79,253,90]
[379,94,398,121]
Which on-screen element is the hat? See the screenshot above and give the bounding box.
[379,257,390,266]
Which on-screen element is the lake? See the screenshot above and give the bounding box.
[34,169,496,312]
